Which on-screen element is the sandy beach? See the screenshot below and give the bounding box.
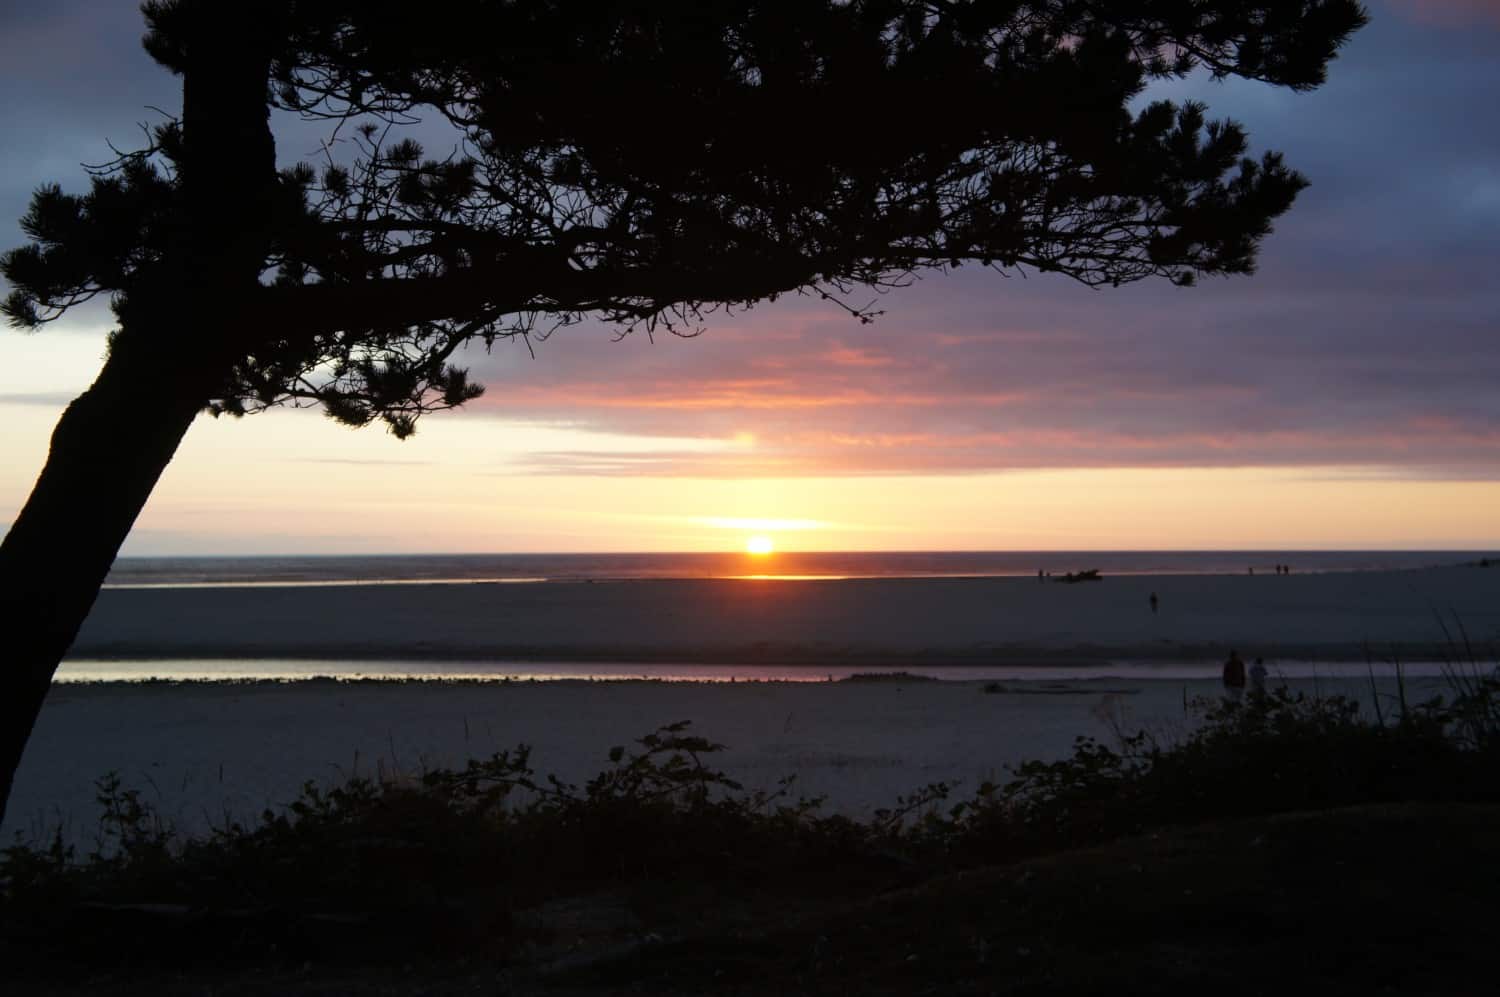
[71,566,1500,664]
[5,670,1460,845]
[9,565,1493,844]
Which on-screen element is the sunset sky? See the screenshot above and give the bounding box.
[2,1,1497,555]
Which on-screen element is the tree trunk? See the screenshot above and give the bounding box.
[0,4,277,827]
[0,349,207,828]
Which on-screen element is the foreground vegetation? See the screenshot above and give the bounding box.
[4,668,1499,994]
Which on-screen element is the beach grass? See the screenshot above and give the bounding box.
[574,802,1500,997]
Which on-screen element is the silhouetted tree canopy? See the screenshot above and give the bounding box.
[4,0,1367,437]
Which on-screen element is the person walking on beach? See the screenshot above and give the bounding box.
[1149,591,1159,615]
[1222,649,1247,699]
[1250,657,1268,696]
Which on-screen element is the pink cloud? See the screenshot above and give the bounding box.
[441,244,1500,480]
[491,378,961,412]
[823,345,896,368]
[499,417,1500,478]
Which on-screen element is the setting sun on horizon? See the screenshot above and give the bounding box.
[2,2,1498,561]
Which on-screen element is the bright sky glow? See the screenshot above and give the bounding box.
[697,517,824,532]
[3,337,1499,553]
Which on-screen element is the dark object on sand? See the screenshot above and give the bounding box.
[1057,570,1103,584]
[842,671,939,683]
[984,681,1140,696]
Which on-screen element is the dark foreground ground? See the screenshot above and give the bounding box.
[8,802,1497,996]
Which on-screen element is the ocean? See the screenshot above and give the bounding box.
[63,549,1496,684]
[102,549,1490,589]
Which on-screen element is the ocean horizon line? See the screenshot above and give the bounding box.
[102,548,1495,590]
[114,546,1494,558]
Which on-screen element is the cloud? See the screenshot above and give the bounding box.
[0,391,74,406]
[501,418,1500,478]
[823,344,897,368]
[455,229,1500,476]
[1389,0,1500,27]
[5,4,1498,485]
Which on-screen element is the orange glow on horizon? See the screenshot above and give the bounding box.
[746,535,775,555]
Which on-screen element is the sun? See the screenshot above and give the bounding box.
[745,535,775,555]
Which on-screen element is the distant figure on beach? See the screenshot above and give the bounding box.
[1250,657,1268,695]
[1149,591,1158,615]
[1222,649,1247,698]
[1038,568,1044,583]
[1248,566,1254,575]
